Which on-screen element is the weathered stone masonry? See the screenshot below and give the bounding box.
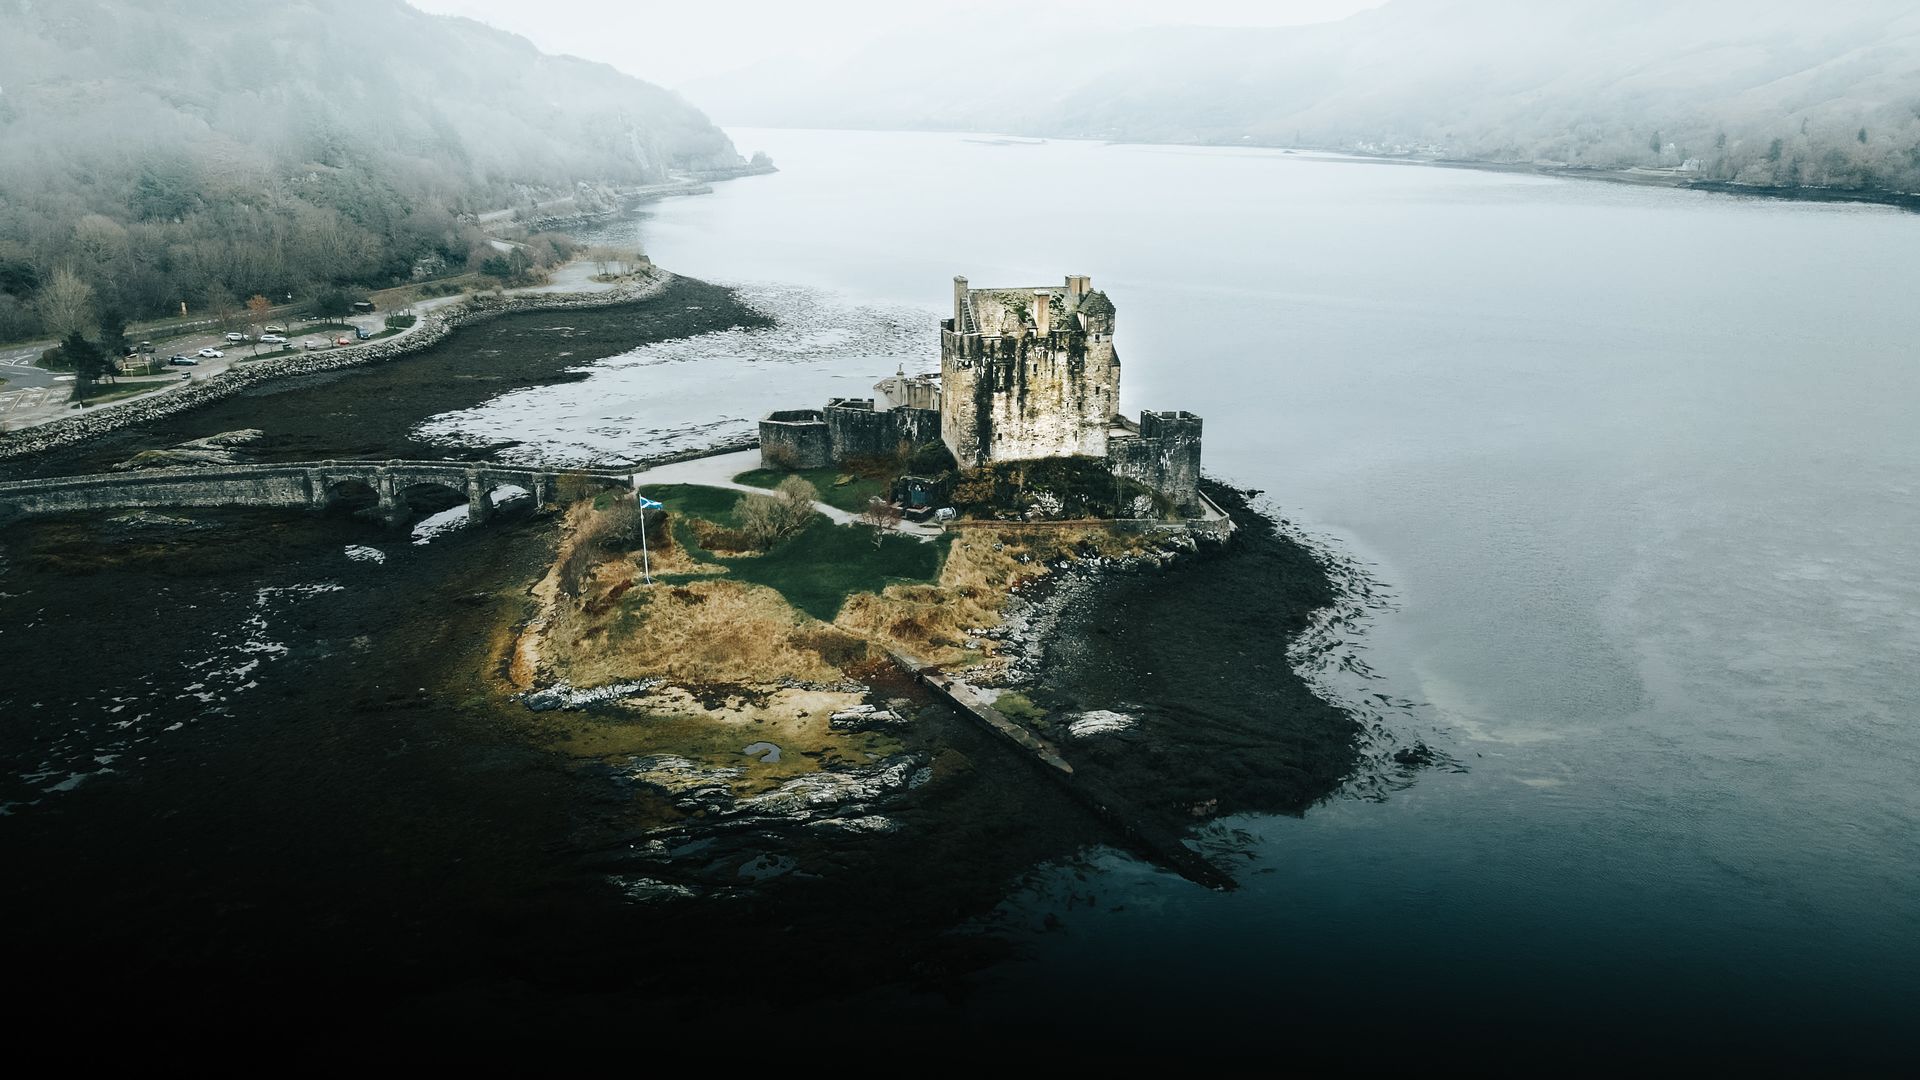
[758,409,833,469]
[758,273,1208,514]
[940,275,1119,467]
[1107,410,1204,514]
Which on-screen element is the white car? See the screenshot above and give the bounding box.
[259,334,288,344]
[223,332,247,343]
[302,339,321,350]
[196,347,224,359]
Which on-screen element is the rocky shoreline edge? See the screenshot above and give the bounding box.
[544,479,1386,900]
[0,270,678,463]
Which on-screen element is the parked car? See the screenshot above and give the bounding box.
[263,324,287,334]
[351,301,374,313]
[259,334,288,344]
[168,355,198,366]
[137,341,155,353]
[302,338,322,350]
[196,347,223,359]
[334,336,353,347]
[223,332,247,343]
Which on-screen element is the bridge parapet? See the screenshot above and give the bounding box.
[0,459,634,526]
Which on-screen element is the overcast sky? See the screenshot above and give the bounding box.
[405,0,1390,88]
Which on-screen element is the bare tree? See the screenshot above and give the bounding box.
[858,497,903,547]
[34,268,96,340]
[202,284,239,330]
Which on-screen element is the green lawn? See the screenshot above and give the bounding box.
[645,482,947,620]
[638,483,746,527]
[732,466,889,514]
[724,516,948,621]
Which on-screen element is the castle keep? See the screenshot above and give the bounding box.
[760,274,1205,513]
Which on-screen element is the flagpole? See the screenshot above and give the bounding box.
[640,509,652,585]
[634,490,663,586]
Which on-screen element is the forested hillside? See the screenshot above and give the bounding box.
[0,0,748,341]
[689,0,1920,195]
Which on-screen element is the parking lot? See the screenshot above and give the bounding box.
[0,313,391,429]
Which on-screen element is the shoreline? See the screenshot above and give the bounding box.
[1402,155,1920,213]
[0,270,681,468]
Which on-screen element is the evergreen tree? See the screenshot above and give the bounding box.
[60,332,107,401]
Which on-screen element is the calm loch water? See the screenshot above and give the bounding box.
[546,128,1920,1056]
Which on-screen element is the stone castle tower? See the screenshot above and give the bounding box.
[939,274,1121,468]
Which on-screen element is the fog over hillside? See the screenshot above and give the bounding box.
[686,0,1920,191]
[0,0,746,338]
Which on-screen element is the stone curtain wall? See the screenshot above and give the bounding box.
[760,402,942,469]
[1108,410,1204,515]
[823,400,940,461]
[758,410,832,469]
[939,326,1119,468]
[0,273,674,464]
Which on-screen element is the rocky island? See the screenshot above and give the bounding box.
[0,261,1383,1029]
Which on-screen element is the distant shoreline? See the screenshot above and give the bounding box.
[727,124,1920,214]
[1378,154,1920,213]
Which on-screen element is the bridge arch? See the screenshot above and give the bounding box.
[322,477,380,516]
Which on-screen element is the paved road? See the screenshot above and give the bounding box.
[0,265,597,433]
[0,345,58,389]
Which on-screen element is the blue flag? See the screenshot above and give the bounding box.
[637,496,664,511]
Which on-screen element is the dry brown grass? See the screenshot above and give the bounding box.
[548,577,844,686]
[836,524,1159,669]
[519,502,1165,697]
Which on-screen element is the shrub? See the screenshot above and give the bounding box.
[736,492,787,550]
[907,440,957,476]
[775,474,820,519]
[735,477,818,550]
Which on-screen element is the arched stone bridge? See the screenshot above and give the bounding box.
[0,460,637,527]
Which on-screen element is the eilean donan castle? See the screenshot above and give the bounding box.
[760,274,1205,514]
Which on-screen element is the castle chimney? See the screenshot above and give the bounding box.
[1033,290,1050,335]
[1065,274,1090,299]
[953,275,968,328]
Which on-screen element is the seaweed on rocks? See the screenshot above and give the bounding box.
[1011,481,1370,838]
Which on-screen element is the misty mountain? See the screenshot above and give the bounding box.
[687,0,1920,191]
[0,0,746,337]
